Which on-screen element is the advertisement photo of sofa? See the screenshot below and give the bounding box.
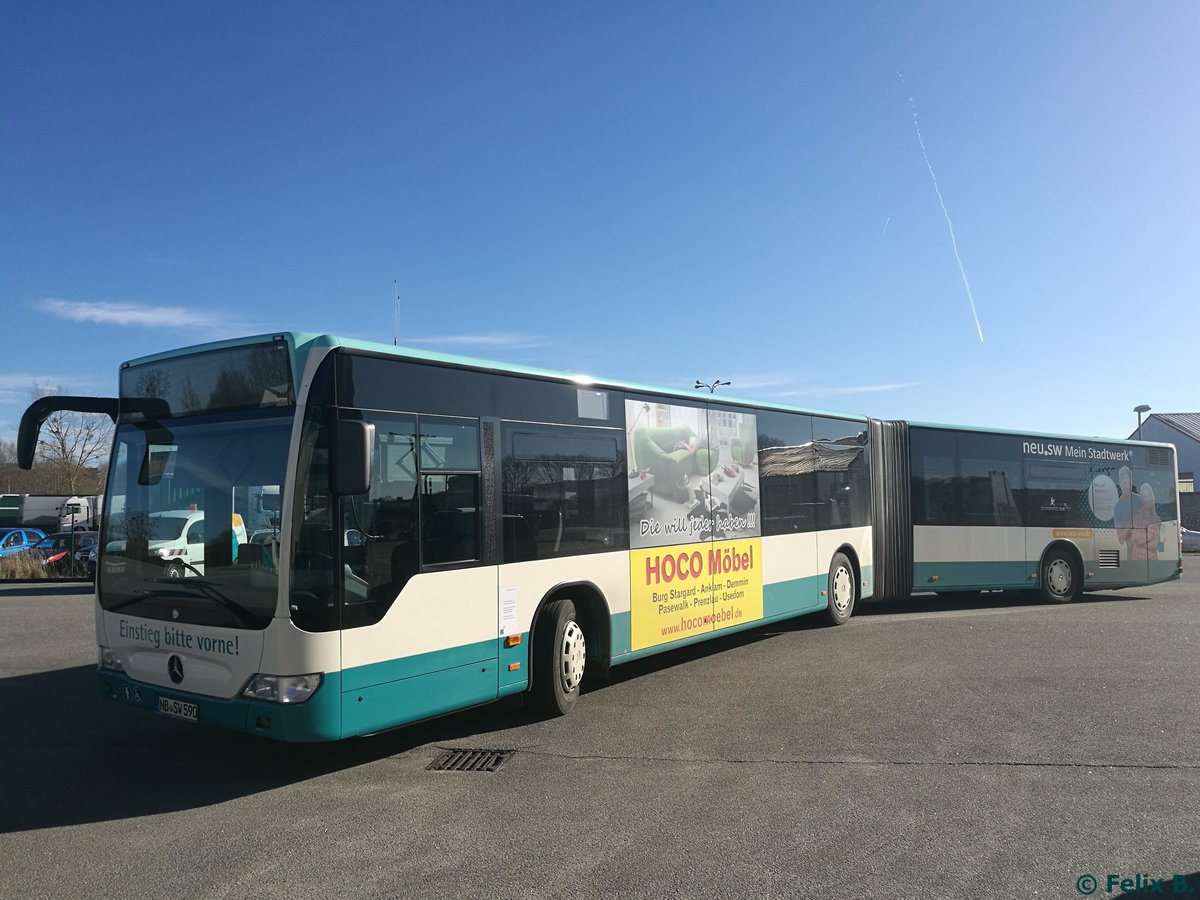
[632,426,719,502]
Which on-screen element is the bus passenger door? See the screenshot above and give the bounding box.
[337,412,498,735]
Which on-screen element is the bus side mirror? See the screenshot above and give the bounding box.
[334,421,375,495]
[18,395,119,469]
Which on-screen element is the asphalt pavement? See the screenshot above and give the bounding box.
[0,562,1196,900]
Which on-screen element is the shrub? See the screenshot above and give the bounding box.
[0,554,49,580]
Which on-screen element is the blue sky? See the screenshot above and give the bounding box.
[3,1,1196,442]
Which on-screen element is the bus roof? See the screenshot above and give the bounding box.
[123,332,1172,449]
[122,331,872,424]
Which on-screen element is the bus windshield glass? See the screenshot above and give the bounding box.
[99,408,293,629]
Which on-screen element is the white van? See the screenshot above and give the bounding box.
[110,510,249,578]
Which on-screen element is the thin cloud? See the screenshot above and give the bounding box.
[0,372,111,407]
[0,373,58,390]
[44,298,233,330]
[404,332,548,350]
[773,381,921,399]
[718,372,798,391]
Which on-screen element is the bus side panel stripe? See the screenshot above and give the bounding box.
[341,663,496,737]
[913,560,1031,590]
[341,638,496,692]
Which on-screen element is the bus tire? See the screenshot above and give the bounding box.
[1039,548,1081,604]
[532,597,586,716]
[826,552,857,625]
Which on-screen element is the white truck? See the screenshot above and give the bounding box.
[246,485,281,537]
[59,495,102,531]
[0,494,103,532]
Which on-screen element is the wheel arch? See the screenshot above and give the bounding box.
[527,580,612,688]
[1040,538,1084,573]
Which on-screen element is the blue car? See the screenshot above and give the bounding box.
[0,527,48,558]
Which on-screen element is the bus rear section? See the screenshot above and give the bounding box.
[881,423,1182,601]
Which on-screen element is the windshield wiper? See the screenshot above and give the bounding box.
[145,578,261,627]
[103,578,260,626]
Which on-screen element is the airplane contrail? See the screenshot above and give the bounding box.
[881,216,891,239]
[898,73,984,343]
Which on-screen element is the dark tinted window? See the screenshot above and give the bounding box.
[757,411,815,534]
[120,341,294,419]
[332,412,483,629]
[757,412,869,534]
[1021,461,1090,527]
[340,414,419,628]
[419,417,481,470]
[501,423,627,562]
[810,417,870,530]
[912,428,1027,527]
[496,377,616,424]
[334,350,619,424]
[911,428,959,526]
[336,354,493,417]
[290,407,338,632]
[421,474,480,564]
[957,432,1024,526]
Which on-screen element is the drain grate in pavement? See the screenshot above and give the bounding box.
[426,748,513,773]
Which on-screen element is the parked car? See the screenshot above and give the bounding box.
[0,527,47,558]
[84,543,99,581]
[1182,526,1200,554]
[30,531,98,575]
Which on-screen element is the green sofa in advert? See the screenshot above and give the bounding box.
[632,426,719,501]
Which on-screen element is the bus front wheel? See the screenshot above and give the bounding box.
[532,597,586,716]
[826,552,857,625]
[1040,550,1081,604]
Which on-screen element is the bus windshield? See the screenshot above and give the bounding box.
[99,408,294,629]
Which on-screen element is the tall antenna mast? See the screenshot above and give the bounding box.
[393,279,399,346]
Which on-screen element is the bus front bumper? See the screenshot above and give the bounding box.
[96,668,343,742]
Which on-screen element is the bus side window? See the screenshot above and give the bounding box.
[499,422,626,562]
[341,414,419,628]
[756,410,816,535]
[421,474,480,565]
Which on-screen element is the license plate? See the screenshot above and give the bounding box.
[156,696,199,723]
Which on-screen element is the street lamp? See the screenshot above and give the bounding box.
[1134,404,1151,439]
[695,379,730,394]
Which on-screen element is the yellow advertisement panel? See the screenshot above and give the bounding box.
[630,538,763,651]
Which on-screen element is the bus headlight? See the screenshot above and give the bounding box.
[99,647,124,672]
[242,673,322,704]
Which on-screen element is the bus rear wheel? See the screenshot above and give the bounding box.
[826,552,857,625]
[532,598,586,716]
[1039,550,1081,603]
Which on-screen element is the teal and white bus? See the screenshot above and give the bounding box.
[18,333,1181,741]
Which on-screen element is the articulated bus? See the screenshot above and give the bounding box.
[18,333,1182,741]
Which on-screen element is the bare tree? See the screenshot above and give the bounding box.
[31,382,113,494]
[0,437,18,493]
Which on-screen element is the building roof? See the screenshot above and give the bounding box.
[1145,413,1200,443]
